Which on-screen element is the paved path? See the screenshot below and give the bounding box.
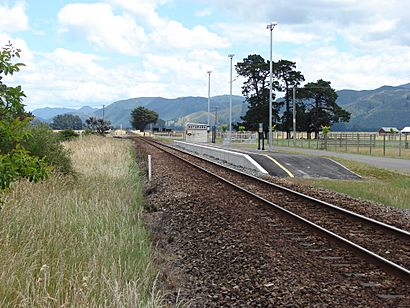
[229,145,410,175]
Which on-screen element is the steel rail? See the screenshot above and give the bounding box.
[139,137,410,283]
[143,138,410,239]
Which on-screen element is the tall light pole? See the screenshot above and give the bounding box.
[293,86,296,146]
[267,22,277,151]
[207,71,212,130]
[228,54,234,144]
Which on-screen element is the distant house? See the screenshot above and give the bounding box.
[378,127,399,135]
[401,127,410,134]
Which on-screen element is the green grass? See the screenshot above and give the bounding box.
[292,159,410,209]
[0,136,162,307]
[218,138,410,159]
[270,139,410,159]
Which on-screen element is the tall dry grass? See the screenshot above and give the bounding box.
[0,136,162,307]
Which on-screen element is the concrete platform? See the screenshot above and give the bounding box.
[249,152,360,179]
[174,141,360,179]
[174,141,268,174]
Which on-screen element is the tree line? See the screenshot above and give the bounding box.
[49,114,113,135]
[41,107,158,133]
[235,54,350,139]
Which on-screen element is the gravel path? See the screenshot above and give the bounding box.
[135,139,410,307]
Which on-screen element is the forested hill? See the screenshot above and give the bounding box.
[333,83,410,131]
[33,95,247,129]
[32,83,410,131]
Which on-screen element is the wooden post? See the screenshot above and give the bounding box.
[369,134,372,155]
[383,135,386,156]
[345,134,348,152]
[399,133,402,156]
[148,155,152,181]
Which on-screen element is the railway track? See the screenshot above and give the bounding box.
[139,137,410,284]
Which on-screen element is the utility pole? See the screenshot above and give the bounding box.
[293,86,296,146]
[266,22,277,151]
[207,71,212,130]
[102,105,105,121]
[228,54,234,144]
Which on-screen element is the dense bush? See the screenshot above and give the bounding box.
[23,124,74,175]
[57,129,79,141]
[0,43,51,190]
[0,149,50,190]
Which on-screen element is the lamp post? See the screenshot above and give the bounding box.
[207,71,212,131]
[228,54,234,144]
[293,86,296,146]
[266,22,277,151]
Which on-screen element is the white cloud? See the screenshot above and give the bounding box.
[149,20,230,50]
[195,8,213,17]
[142,49,240,98]
[108,0,229,50]
[10,48,132,108]
[58,1,229,53]
[297,46,410,90]
[108,0,168,27]
[215,22,319,46]
[9,45,237,110]
[0,2,29,32]
[5,0,410,112]
[58,3,147,55]
[213,0,410,49]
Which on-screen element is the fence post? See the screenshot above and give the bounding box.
[383,135,386,156]
[148,155,152,181]
[399,133,402,157]
[357,133,360,153]
[345,134,348,152]
[369,134,372,155]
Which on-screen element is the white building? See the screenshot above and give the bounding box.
[400,127,410,134]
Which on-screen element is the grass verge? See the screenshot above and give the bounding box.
[292,158,410,210]
[0,136,162,307]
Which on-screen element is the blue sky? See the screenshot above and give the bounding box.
[1,0,410,110]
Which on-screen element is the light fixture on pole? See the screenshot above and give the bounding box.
[228,54,234,144]
[207,71,212,131]
[266,22,277,151]
[293,86,296,146]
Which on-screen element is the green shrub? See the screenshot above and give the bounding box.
[0,148,51,190]
[0,42,52,191]
[57,129,79,141]
[83,128,93,136]
[23,124,74,174]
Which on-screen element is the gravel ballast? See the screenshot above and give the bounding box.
[135,138,410,307]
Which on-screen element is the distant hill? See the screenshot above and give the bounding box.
[333,83,410,131]
[31,83,410,131]
[32,106,99,122]
[92,95,247,128]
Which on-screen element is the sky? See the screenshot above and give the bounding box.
[1,0,410,110]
